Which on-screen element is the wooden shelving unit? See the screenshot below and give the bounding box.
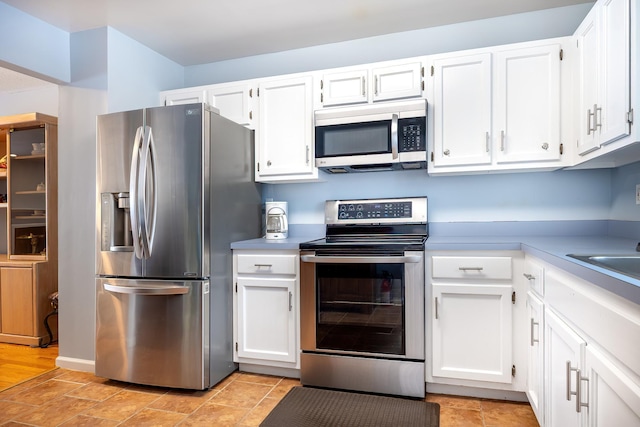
[0,113,58,347]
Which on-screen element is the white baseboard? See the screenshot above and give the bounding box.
[426,383,529,402]
[238,363,300,379]
[56,356,95,373]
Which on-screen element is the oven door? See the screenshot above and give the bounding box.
[300,251,424,360]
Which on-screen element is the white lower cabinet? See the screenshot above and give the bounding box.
[233,250,300,371]
[545,309,586,427]
[432,283,513,383]
[428,252,526,394]
[584,345,640,427]
[526,291,545,425]
[236,276,296,363]
[527,256,640,427]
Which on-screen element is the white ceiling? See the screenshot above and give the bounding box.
[1,0,591,91]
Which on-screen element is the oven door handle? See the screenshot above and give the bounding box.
[300,255,421,264]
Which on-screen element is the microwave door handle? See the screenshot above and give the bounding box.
[391,113,399,160]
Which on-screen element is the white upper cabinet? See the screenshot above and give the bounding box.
[318,60,424,108]
[208,83,254,128]
[321,69,368,107]
[575,0,631,158]
[431,52,493,168]
[494,44,562,164]
[255,75,316,182]
[371,62,423,102]
[161,87,208,106]
[428,39,568,174]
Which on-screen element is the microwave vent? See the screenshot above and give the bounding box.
[401,162,424,170]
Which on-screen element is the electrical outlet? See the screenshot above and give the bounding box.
[636,184,640,205]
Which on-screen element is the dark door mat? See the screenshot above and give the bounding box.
[260,386,440,427]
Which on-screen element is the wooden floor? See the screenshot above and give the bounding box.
[0,342,58,391]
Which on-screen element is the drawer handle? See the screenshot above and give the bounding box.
[523,273,535,280]
[289,291,293,311]
[254,264,272,268]
[458,267,484,271]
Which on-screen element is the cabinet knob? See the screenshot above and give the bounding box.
[541,143,549,150]
[443,149,450,156]
[267,160,272,166]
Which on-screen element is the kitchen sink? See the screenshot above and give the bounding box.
[567,254,640,280]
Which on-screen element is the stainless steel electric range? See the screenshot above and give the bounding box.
[299,196,427,398]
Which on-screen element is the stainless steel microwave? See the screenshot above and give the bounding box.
[314,99,427,173]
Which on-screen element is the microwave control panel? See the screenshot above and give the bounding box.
[398,117,426,152]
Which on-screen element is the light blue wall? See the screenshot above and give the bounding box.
[0,86,58,116]
[0,2,70,83]
[264,169,613,225]
[106,29,183,111]
[57,27,109,364]
[185,3,593,86]
[611,161,640,221]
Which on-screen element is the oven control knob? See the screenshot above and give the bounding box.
[356,212,363,218]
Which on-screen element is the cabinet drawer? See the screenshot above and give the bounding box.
[523,258,544,296]
[432,256,512,280]
[236,254,298,275]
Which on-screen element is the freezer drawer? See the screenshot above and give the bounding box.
[95,278,209,389]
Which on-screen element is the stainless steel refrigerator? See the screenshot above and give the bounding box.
[95,103,262,389]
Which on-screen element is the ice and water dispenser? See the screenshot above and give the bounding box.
[100,192,133,252]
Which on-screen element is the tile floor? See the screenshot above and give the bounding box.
[0,368,539,426]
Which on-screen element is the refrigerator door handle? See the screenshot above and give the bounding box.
[137,126,158,258]
[129,126,144,259]
[104,283,189,295]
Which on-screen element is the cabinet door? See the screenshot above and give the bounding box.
[432,283,512,383]
[576,0,630,154]
[8,127,48,259]
[597,0,630,146]
[526,292,545,425]
[585,345,640,427]
[0,266,34,336]
[321,70,368,107]
[431,53,492,167]
[576,7,600,155]
[209,84,254,127]
[372,62,423,102]
[256,76,314,179]
[163,88,207,106]
[545,309,585,427]
[236,276,296,363]
[495,44,561,164]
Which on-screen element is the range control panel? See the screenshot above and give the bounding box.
[338,201,412,220]
[326,197,428,225]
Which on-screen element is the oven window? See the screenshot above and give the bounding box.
[315,262,405,355]
[316,121,391,157]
